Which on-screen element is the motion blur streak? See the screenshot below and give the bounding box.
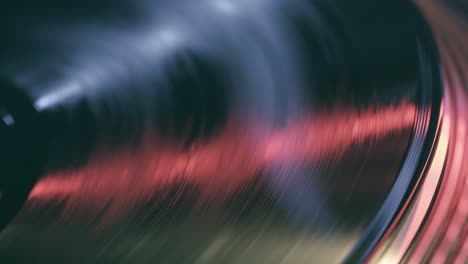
[407,1,468,263]
[28,101,416,219]
[0,0,435,263]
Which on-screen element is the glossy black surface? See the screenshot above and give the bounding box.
[0,0,440,263]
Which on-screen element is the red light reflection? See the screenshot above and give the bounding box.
[28,101,416,218]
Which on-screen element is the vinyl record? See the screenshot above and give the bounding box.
[0,0,464,263]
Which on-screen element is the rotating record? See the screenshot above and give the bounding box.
[0,0,453,263]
